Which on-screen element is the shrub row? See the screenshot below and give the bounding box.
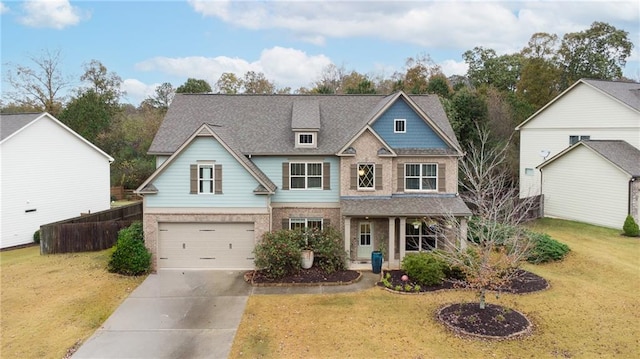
[253,227,348,279]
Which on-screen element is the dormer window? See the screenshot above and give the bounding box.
[296,132,316,148]
[394,119,406,133]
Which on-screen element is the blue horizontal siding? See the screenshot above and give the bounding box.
[252,156,340,202]
[146,137,267,208]
[372,98,448,149]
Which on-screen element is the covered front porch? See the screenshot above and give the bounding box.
[340,195,472,270]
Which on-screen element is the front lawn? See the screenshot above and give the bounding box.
[230,218,640,358]
[0,246,145,358]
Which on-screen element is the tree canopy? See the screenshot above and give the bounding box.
[176,78,212,93]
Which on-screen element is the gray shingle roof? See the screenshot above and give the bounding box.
[0,113,42,141]
[581,140,640,177]
[149,93,460,156]
[291,100,320,130]
[341,195,472,217]
[583,79,640,112]
[206,124,277,192]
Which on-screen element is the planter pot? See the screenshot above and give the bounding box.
[371,251,383,274]
[301,250,314,269]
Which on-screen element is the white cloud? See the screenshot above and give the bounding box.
[121,79,158,105]
[135,47,332,91]
[188,0,639,56]
[439,60,468,77]
[0,2,9,14]
[19,0,88,29]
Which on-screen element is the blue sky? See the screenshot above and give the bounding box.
[2,0,639,106]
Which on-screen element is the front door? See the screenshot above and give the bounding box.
[357,222,373,259]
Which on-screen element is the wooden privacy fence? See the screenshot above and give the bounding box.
[40,202,143,254]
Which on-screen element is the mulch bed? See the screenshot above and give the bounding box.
[436,303,532,339]
[248,267,361,285]
[379,268,548,294]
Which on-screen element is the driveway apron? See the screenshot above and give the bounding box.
[72,270,252,359]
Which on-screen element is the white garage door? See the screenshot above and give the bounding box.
[158,222,255,269]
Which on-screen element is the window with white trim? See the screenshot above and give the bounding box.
[290,218,323,231]
[296,132,316,147]
[405,221,437,251]
[290,162,322,189]
[198,164,214,194]
[394,119,406,133]
[405,163,437,191]
[358,163,374,189]
[569,135,590,145]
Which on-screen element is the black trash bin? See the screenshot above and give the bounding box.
[371,251,383,274]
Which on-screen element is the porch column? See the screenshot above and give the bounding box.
[459,217,468,250]
[399,217,406,261]
[344,216,351,254]
[388,217,395,268]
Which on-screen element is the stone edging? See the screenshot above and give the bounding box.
[244,270,363,287]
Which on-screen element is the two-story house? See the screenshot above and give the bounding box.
[516,79,640,229]
[136,91,471,271]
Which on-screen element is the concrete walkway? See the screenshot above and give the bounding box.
[72,269,380,359]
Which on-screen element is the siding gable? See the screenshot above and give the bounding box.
[371,98,449,149]
[146,137,266,208]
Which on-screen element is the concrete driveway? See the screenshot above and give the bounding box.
[72,270,251,359]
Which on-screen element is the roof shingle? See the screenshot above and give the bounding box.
[149,93,459,156]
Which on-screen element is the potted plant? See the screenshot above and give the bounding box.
[300,229,314,269]
[371,238,385,274]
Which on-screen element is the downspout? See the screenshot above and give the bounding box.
[629,177,637,219]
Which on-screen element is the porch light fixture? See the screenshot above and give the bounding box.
[411,219,421,229]
[358,168,365,176]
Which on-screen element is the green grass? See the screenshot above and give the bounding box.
[0,246,146,359]
[230,218,640,358]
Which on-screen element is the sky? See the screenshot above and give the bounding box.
[1,0,639,106]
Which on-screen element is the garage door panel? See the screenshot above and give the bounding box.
[158,222,255,269]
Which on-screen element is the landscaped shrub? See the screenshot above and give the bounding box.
[254,229,302,279]
[622,215,640,237]
[33,229,40,244]
[108,222,151,276]
[401,252,447,286]
[526,231,570,263]
[307,227,348,273]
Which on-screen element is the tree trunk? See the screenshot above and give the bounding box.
[479,289,486,309]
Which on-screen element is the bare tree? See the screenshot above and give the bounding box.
[3,49,71,116]
[437,126,537,309]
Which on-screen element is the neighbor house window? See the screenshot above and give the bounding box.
[405,221,437,251]
[394,119,406,133]
[290,162,322,189]
[569,135,590,145]
[525,168,534,176]
[290,218,323,231]
[358,163,374,189]
[405,163,437,191]
[198,164,214,194]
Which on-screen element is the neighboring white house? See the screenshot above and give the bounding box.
[516,79,640,198]
[0,113,114,249]
[537,140,640,229]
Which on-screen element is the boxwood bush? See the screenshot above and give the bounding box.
[401,252,447,286]
[108,222,151,276]
[526,231,570,263]
[623,215,640,237]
